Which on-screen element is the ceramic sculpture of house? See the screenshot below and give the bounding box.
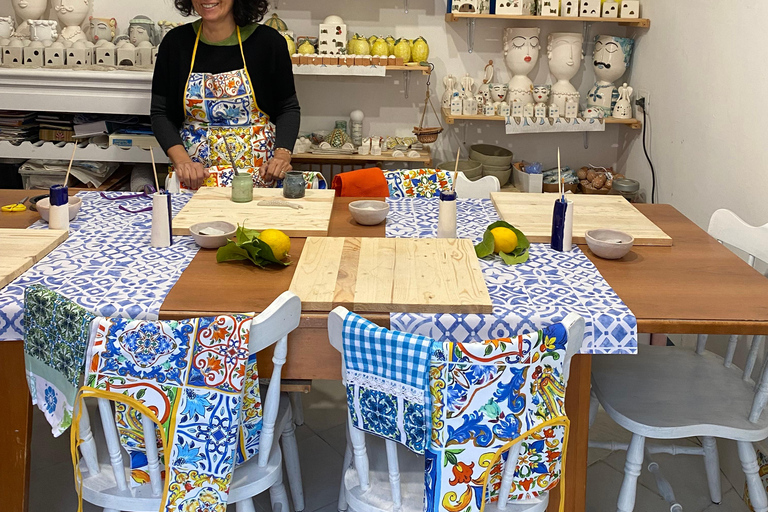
[602,1,619,17]
[318,15,346,55]
[452,0,478,13]
[495,0,534,15]
[580,0,600,17]
[541,0,560,16]
[23,42,44,66]
[620,0,640,18]
[95,42,116,65]
[44,42,65,66]
[562,0,579,16]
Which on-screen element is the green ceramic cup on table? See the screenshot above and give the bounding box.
[231,173,253,203]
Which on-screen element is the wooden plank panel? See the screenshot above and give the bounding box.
[491,193,672,246]
[172,188,336,237]
[0,228,68,289]
[290,237,493,314]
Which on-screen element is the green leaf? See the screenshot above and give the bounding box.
[445,451,458,466]
[216,231,290,268]
[474,221,531,266]
[235,225,261,245]
[484,344,493,356]
[216,242,252,263]
[136,388,146,399]
[475,228,496,259]
[499,248,530,265]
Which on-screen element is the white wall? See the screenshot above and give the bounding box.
[0,0,639,172]
[618,0,768,229]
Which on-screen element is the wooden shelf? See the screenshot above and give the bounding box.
[291,63,430,77]
[292,148,432,165]
[445,12,651,28]
[442,109,642,130]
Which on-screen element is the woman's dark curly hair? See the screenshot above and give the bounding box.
[174,0,270,26]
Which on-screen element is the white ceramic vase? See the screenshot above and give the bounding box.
[129,15,157,46]
[587,35,634,116]
[547,32,584,114]
[612,83,633,118]
[53,0,89,43]
[12,0,47,39]
[89,17,117,44]
[503,27,540,106]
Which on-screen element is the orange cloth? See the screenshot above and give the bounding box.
[332,167,390,197]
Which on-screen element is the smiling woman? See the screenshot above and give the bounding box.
[150,0,301,191]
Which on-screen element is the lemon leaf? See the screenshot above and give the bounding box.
[235,224,260,245]
[499,247,530,265]
[475,221,531,265]
[475,229,496,259]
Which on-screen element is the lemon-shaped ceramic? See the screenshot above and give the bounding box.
[394,38,411,63]
[283,33,296,56]
[385,35,396,55]
[371,38,389,57]
[412,36,429,62]
[298,40,315,55]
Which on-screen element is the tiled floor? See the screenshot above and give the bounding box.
[29,380,752,512]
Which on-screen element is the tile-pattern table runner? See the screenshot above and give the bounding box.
[81,314,261,510]
[387,198,638,355]
[0,191,200,341]
[427,323,570,511]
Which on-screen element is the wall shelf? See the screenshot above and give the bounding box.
[442,108,642,130]
[445,12,651,28]
[0,140,169,164]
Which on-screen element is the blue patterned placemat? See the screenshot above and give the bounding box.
[0,192,199,341]
[386,197,638,355]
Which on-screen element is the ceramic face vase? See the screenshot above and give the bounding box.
[12,0,47,38]
[532,85,551,105]
[53,0,90,42]
[0,17,15,39]
[503,27,541,106]
[489,83,508,104]
[90,17,117,44]
[29,20,58,43]
[129,15,156,46]
[587,35,635,115]
[547,32,584,114]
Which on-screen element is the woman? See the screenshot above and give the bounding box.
[151,0,300,190]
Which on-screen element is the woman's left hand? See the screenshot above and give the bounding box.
[261,150,292,183]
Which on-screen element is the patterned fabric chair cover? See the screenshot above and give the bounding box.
[385,169,455,198]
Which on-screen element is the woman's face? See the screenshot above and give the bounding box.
[192,0,235,24]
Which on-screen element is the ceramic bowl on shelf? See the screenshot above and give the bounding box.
[36,196,82,222]
[349,200,389,226]
[469,144,513,167]
[482,167,512,185]
[585,229,634,260]
[437,160,483,181]
[189,221,237,249]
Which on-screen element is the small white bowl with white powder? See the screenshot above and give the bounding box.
[189,221,237,249]
[349,200,389,226]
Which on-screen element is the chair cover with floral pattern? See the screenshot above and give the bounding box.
[385,169,454,198]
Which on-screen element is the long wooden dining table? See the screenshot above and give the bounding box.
[2,188,768,512]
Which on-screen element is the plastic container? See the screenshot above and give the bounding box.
[513,163,543,193]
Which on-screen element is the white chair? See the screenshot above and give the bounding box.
[590,209,768,512]
[328,308,585,512]
[74,292,305,512]
[454,172,501,199]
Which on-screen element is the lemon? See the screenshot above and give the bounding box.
[298,40,315,55]
[394,38,411,62]
[491,227,518,254]
[371,38,389,57]
[259,229,291,261]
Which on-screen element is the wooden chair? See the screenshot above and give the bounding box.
[328,308,586,512]
[590,209,768,512]
[454,172,501,199]
[74,292,305,512]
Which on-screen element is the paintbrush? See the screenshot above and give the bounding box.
[149,147,160,192]
[224,137,241,177]
[452,147,460,192]
[557,147,564,203]
[64,142,77,186]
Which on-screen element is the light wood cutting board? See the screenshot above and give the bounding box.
[289,237,494,314]
[0,228,68,289]
[491,193,673,246]
[172,188,336,237]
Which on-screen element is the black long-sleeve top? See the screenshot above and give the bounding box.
[150,21,300,156]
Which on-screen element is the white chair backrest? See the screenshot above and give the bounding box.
[454,172,501,199]
[699,209,768,423]
[327,308,585,510]
[77,291,302,495]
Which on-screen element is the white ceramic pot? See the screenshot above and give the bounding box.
[547,32,583,113]
[504,27,540,105]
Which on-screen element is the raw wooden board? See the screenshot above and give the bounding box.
[0,228,68,288]
[289,237,494,314]
[172,188,336,237]
[490,193,673,246]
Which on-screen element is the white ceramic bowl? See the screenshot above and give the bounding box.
[189,221,237,249]
[585,229,635,260]
[36,196,82,222]
[349,200,389,226]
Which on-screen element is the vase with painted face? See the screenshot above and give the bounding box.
[12,0,47,38]
[0,17,15,39]
[503,27,540,106]
[489,82,508,102]
[90,17,117,44]
[129,15,156,46]
[587,35,634,116]
[29,20,58,44]
[547,32,584,114]
[532,85,551,106]
[52,0,90,42]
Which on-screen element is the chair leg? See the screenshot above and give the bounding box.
[282,418,305,511]
[235,498,258,512]
[269,475,292,512]
[617,434,645,512]
[338,427,353,511]
[589,388,599,428]
[289,392,305,426]
[739,441,768,512]
[701,437,722,504]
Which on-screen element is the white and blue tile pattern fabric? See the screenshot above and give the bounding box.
[0,191,199,342]
[343,311,433,454]
[386,198,638,355]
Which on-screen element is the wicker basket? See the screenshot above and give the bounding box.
[413,126,443,144]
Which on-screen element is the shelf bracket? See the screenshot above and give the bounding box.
[583,132,590,149]
[404,0,409,13]
[404,71,410,99]
[467,19,476,53]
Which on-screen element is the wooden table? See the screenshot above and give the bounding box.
[2,190,768,512]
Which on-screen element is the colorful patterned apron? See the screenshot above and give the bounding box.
[173,26,276,190]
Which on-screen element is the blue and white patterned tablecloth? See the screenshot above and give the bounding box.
[386,197,638,355]
[0,192,199,341]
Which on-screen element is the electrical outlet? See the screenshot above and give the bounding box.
[635,89,650,116]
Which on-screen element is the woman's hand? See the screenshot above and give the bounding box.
[168,145,208,189]
[261,149,292,183]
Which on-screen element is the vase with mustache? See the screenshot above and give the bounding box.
[586,35,634,116]
[503,27,540,106]
[53,0,90,42]
[547,32,584,114]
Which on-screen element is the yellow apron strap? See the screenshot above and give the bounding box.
[182,25,204,114]
[237,26,264,116]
